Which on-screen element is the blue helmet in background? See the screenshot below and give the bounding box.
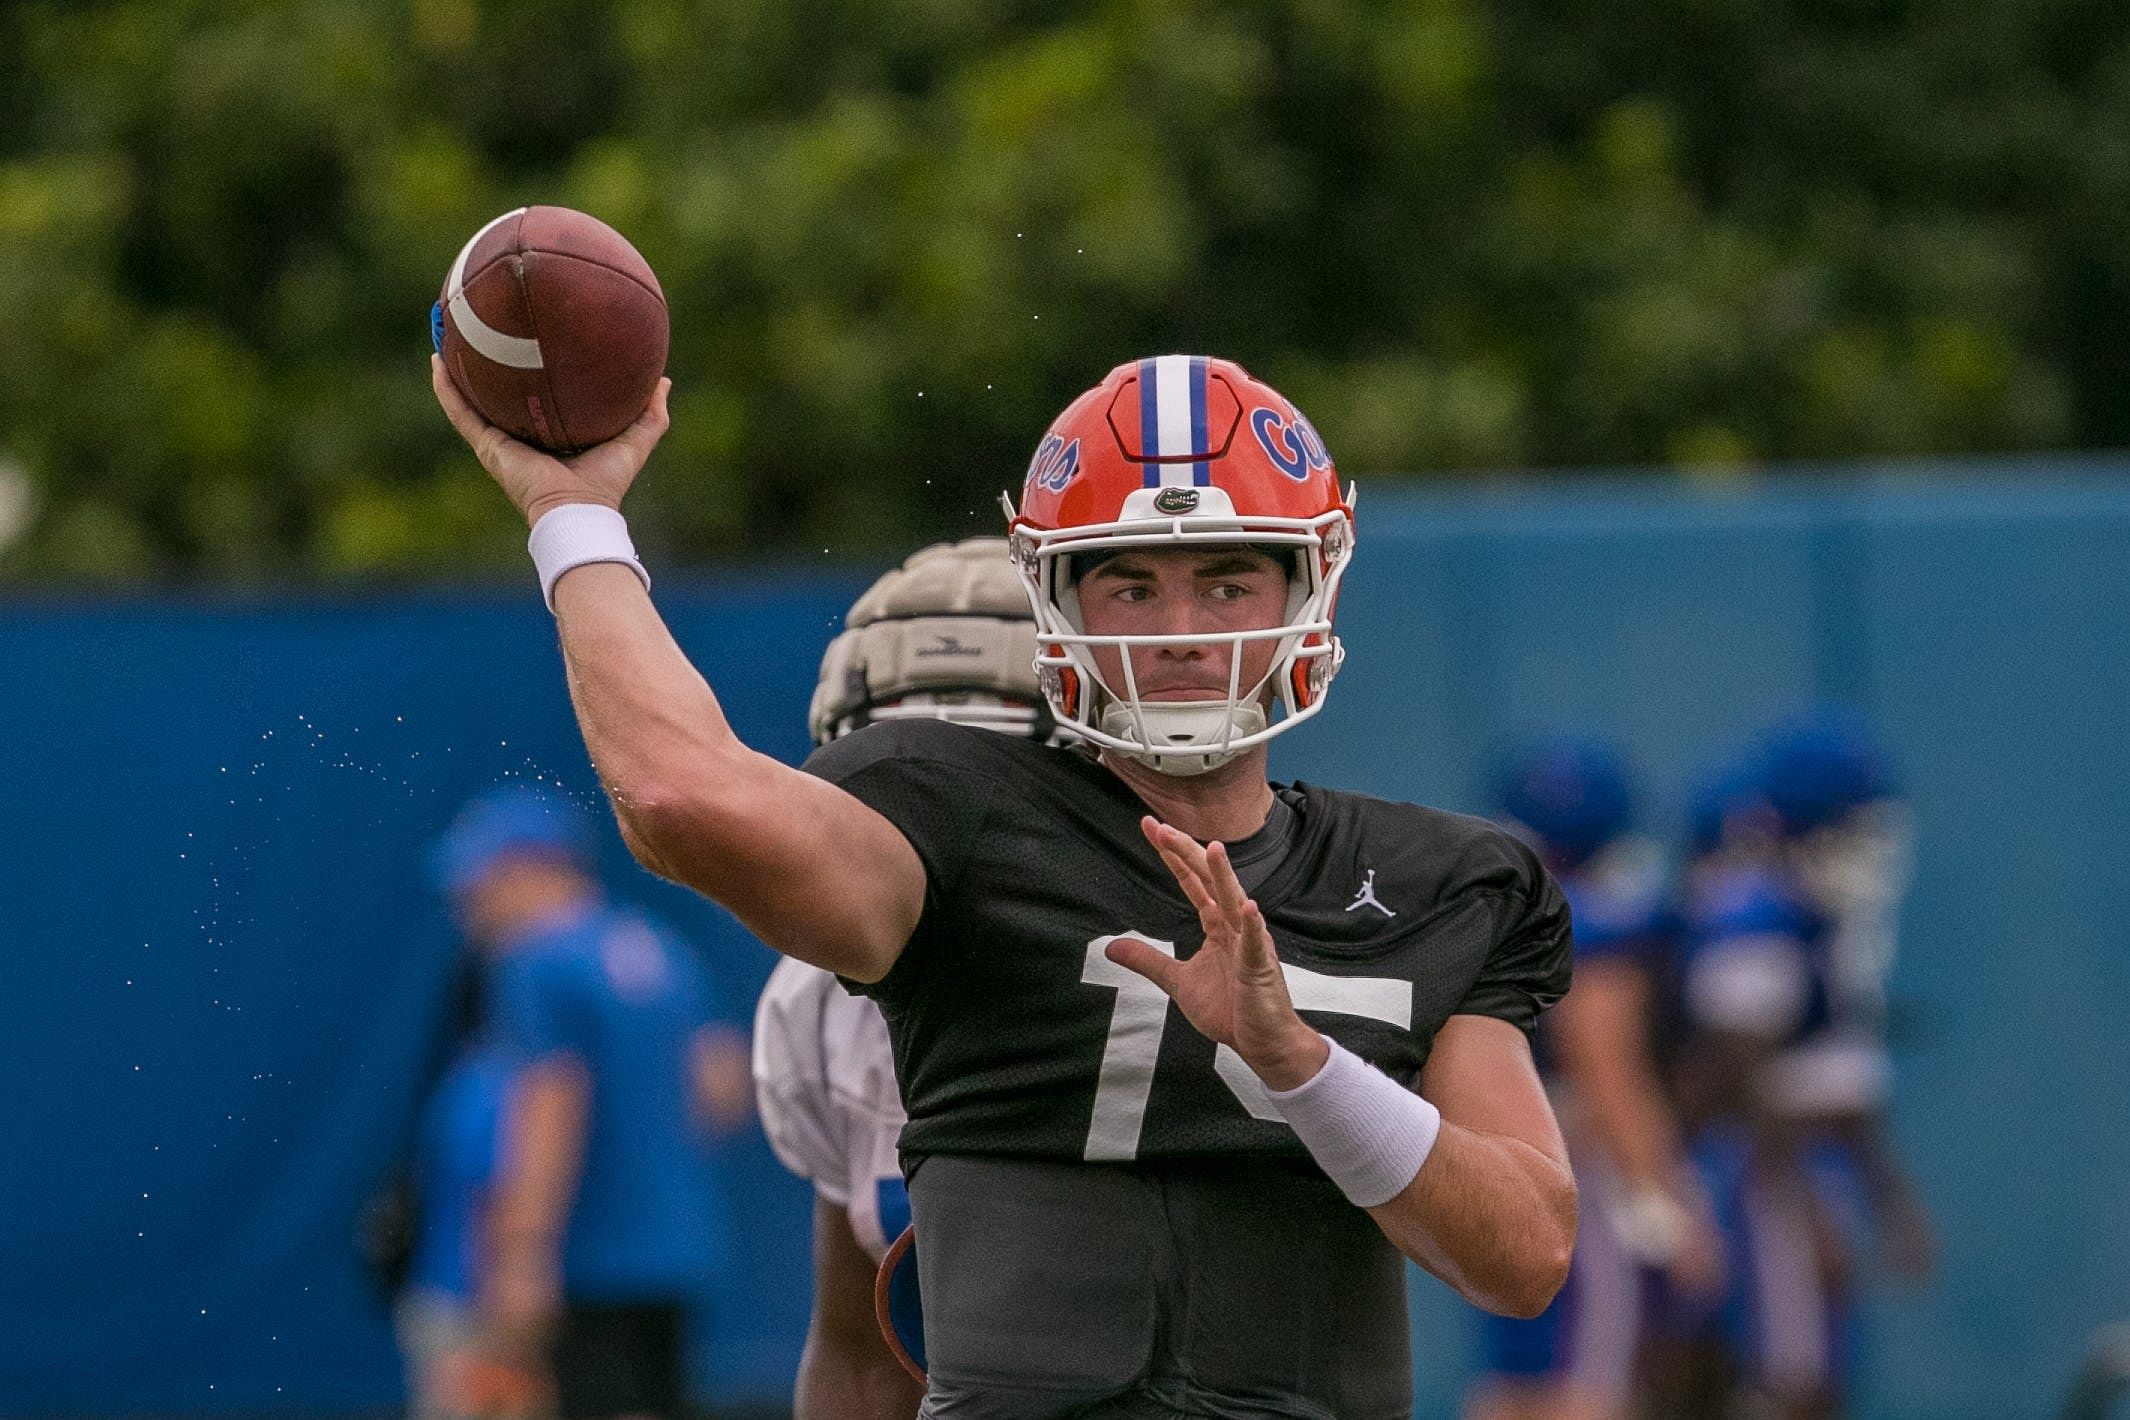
[1756,705,1899,836]
[430,784,597,899]
[1494,735,1636,867]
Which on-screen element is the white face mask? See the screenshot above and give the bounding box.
[1008,485,1355,777]
[1794,800,1915,1009]
[1794,800,1915,918]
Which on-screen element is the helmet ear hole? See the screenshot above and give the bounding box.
[1289,637,1323,709]
[1038,653,1081,720]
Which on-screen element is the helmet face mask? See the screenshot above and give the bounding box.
[1792,798,1914,918]
[1754,705,1910,916]
[1005,355,1355,775]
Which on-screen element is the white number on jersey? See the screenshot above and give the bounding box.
[1079,933,1415,1161]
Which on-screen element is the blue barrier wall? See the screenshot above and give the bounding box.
[0,577,870,1414]
[2,466,2125,1417]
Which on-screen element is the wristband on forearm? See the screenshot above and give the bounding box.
[527,504,651,611]
[1267,1034,1442,1208]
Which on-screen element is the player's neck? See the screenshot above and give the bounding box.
[1098,747,1275,845]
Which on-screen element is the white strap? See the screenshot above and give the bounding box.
[527,504,650,612]
[1266,1034,1442,1207]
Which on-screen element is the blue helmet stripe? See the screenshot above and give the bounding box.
[1189,356,1210,485]
[1138,358,1161,487]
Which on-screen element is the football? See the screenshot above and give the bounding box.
[433,206,669,453]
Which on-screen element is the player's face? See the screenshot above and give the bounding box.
[458,854,591,949]
[1075,548,1290,701]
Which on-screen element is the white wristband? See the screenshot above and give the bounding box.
[527,504,651,612]
[1267,1034,1442,1208]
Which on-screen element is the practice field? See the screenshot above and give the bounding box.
[2,467,2125,1418]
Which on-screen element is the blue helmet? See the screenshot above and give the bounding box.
[1756,705,1898,836]
[1494,735,1635,867]
[430,784,596,898]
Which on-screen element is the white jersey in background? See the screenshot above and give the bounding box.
[753,955,909,1262]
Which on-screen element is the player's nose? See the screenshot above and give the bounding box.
[1148,588,1211,642]
[1150,606,1211,657]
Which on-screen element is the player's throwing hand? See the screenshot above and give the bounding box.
[431,354,671,527]
[1109,816,1333,1092]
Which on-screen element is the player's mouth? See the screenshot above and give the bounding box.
[1136,685,1231,700]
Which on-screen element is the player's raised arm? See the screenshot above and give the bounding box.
[431,357,923,981]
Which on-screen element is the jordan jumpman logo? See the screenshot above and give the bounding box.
[1344,868,1396,918]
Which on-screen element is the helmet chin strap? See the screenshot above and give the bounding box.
[1099,699,1269,777]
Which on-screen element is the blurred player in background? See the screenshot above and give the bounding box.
[754,537,1047,1420]
[1656,709,1933,1419]
[428,786,753,1420]
[1466,737,1722,1420]
[394,948,520,1420]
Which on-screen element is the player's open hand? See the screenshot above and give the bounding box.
[1109,817,1331,1092]
[432,354,670,526]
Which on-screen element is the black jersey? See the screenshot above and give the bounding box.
[804,719,1572,1167]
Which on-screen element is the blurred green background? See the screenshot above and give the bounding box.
[2,0,2125,583]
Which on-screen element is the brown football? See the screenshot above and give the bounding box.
[434,206,669,452]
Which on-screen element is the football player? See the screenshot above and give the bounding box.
[433,352,1579,1420]
[1658,710,1933,1420]
[1468,738,1723,1420]
[754,537,1047,1420]
[428,786,752,1420]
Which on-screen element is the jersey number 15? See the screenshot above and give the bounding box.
[1079,933,1413,1162]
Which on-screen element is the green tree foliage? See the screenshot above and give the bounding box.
[1,0,2125,581]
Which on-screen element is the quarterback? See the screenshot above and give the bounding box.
[433,352,1578,1419]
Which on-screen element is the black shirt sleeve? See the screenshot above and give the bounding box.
[800,719,1001,1005]
[1451,838,1574,1033]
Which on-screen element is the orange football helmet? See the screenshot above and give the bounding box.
[1003,355,1355,774]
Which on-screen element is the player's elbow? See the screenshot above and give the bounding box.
[612,793,680,879]
[1492,1234,1576,1318]
[607,768,758,886]
[1485,1174,1578,1319]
